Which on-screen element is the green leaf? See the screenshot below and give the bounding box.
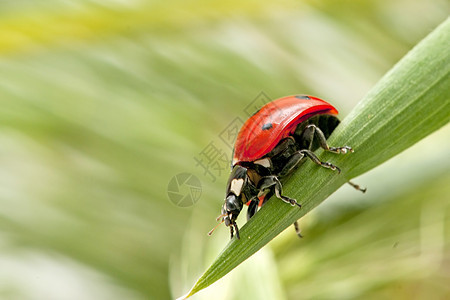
[181,17,450,299]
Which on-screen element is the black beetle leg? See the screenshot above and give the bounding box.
[247,198,259,221]
[293,221,303,238]
[304,124,353,154]
[268,136,296,156]
[233,222,240,239]
[278,151,305,177]
[347,181,367,193]
[258,176,301,208]
[299,149,341,173]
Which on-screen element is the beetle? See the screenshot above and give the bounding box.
[208,95,365,240]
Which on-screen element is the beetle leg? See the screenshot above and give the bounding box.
[278,151,305,176]
[347,180,367,193]
[304,124,353,154]
[258,176,301,208]
[299,149,341,173]
[279,149,341,175]
[247,198,259,221]
[229,222,240,239]
[233,222,240,239]
[268,136,296,156]
[293,221,303,238]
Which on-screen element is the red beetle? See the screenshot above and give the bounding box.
[209,95,364,239]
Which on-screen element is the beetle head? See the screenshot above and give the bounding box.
[208,193,243,239]
[221,193,243,238]
[208,165,248,239]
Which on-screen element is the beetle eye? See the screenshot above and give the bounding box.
[221,204,227,216]
[225,194,242,212]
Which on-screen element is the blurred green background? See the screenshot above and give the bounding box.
[0,1,449,299]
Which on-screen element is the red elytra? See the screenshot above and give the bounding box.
[233,95,338,165]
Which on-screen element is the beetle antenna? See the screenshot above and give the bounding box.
[216,213,227,221]
[208,219,224,236]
